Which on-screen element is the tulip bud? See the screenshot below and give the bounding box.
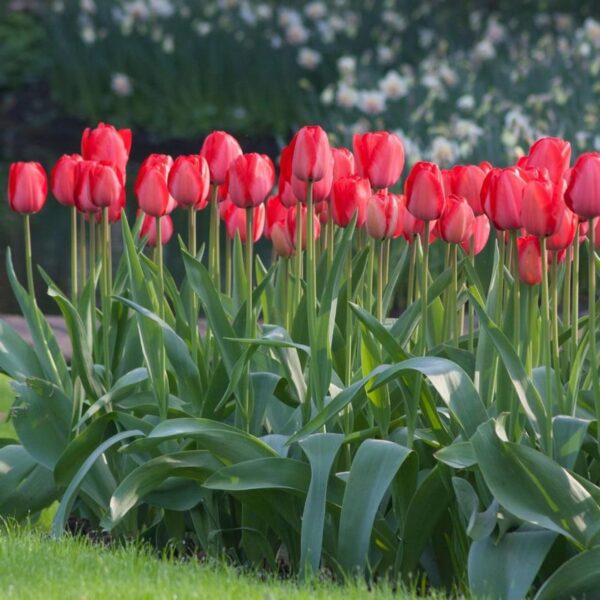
[264,195,288,239]
[481,167,527,230]
[405,161,446,221]
[286,204,321,250]
[292,125,331,182]
[91,161,124,209]
[200,130,243,184]
[366,190,399,240]
[524,137,571,184]
[331,147,355,181]
[439,194,475,244]
[139,212,174,247]
[51,154,83,207]
[74,160,99,213]
[448,164,489,216]
[81,122,131,176]
[353,131,405,189]
[517,235,542,286]
[135,154,175,217]
[330,175,370,228]
[291,161,333,203]
[221,199,265,242]
[547,207,577,251]
[460,214,491,255]
[167,155,210,209]
[271,222,295,257]
[228,153,275,209]
[565,153,600,219]
[521,173,565,238]
[8,162,47,214]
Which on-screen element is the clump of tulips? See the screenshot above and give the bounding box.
[5,123,600,598]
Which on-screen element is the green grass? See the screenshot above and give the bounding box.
[0,374,15,439]
[0,527,448,600]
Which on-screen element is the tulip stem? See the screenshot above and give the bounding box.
[188,206,198,364]
[377,240,384,322]
[345,240,353,386]
[468,238,475,353]
[407,237,416,308]
[327,211,334,271]
[511,231,520,356]
[156,217,165,320]
[295,201,303,312]
[70,206,78,302]
[540,237,553,414]
[550,255,564,412]
[283,257,290,331]
[562,245,572,377]
[450,243,459,346]
[79,212,87,289]
[209,184,220,291]
[383,238,390,290]
[244,208,255,432]
[588,219,600,440]
[571,229,580,369]
[306,182,320,410]
[23,215,35,299]
[367,239,375,313]
[420,222,430,355]
[225,236,232,298]
[101,208,111,387]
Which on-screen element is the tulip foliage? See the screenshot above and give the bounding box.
[4,126,600,598]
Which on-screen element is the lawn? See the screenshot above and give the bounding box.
[0,527,443,600]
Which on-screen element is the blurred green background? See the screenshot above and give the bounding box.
[1,0,599,312]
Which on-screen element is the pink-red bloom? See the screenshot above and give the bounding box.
[292,125,331,182]
[565,153,600,219]
[547,207,577,251]
[481,167,528,230]
[81,122,131,176]
[438,194,475,244]
[460,215,491,255]
[331,147,355,181]
[330,175,370,228]
[405,161,445,221]
[221,198,265,242]
[139,212,174,247]
[521,172,565,237]
[524,137,571,184]
[168,155,210,209]
[135,154,175,217]
[366,190,399,239]
[448,163,491,216]
[353,131,405,189]
[50,154,83,207]
[200,131,243,185]
[8,162,47,214]
[228,153,275,209]
[286,204,321,250]
[90,161,124,210]
[517,235,542,285]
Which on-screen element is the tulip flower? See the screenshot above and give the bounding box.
[74,160,100,214]
[51,154,83,207]
[392,193,406,239]
[81,122,131,176]
[167,155,210,210]
[271,221,295,258]
[292,125,331,182]
[8,161,48,298]
[331,147,355,181]
[460,215,491,255]
[366,190,399,240]
[405,161,446,222]
[286,204,321,251]
[91,161,124,210]
[547,207,577,251]
[438,194,475,244]
[139,212,174,247]
[524,137,571,184]
[228,153,275,209]
[265,195,289,240]
[291,160,333,204]
[331,175,370,228]
[517,235,542,286]
[134,154,175,217]
[200,131,243,185]
[481,167,528,231]
[278,142,298,208]
[564,153,600,219]
[521,173,565,238]
[353,131,405,189]
[448,163,490,216]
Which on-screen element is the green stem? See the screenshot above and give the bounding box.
[209,184,220,291]
[345,244,353,386]
[407,237,416,308]
[572,230,580,367]
[511,231,520,355]
[244,207,255,433]
[588,219,600,442]
[550,255,564,412]
[283,257,289,331]
[367,238,375,313]
[70,206,78,302]
[306,182,320,410]
[468,237,475,353]
[225,235,232,298]
[377,240,384,322]
[327,211,334,271]
[101,207,111,387]
[541,237,553,415]
[383,238,390,290]
[156,217,165,320]
[496,233,506,324]
[420,222,431,355]
[451,243,458,346]
[188,206,198,364]
[23,215,35,298]
[295,202,303,310]
[79,212,87,289]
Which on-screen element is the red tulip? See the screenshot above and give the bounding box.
[291,160,333,203]
[517,235,542,285]
[331,147,355,181]
[221,198,265,242]
[265,195,289,239]
[366,190,399,240]
[353,131,405,189]
[330,175,370,228]
[74,160,99,213]
[200,131,243,185]
[547,207,577,251]
[565,153,600,219]
[167,155,210,209]
[524,137,571,184]
[271,221,295,257]
[228,153,275,209]
[405,161,445,221]
[448,163,489,216]
[51,154,83,207]
[521,172,565,238]
[292,125,331,182]
[439,194,475,244]
[139,212,174,247]
[392,193,406,239]
[135,154,175,217]
[81,122,131,176]
[8,162,47,214]
[90,161,124,209]
[286,204,321,250]
[481,167,527,230]
[460,214,491,255]
[95,188,126,224]
[315,200,329,224]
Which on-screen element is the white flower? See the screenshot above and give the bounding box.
[473,39,496,60]
[193,20,212,36]
[336,83,358,109]
[255,4,272,20]
[579,41,592,57]
[453,119,483,143]
[421,73,441,92]
[162,35,175,53]
[304,1,327,21]
[337,55,356,77]
[486,18,506,43]
[575,131,589,148]
[377,45,394,64]
[297,47,321,70]
[111,73,133,97]
[320,86,334,105]
[123,1,149,22]
[378,71,409,100]
[80,0,96,14]
[439,65,458,87]
[149,0,174,18]
[80,25,96,44]
[278,8,301,28]
[357,90,386,115]
[457,95,475,111]
[286,23,309,45]
[584,18,600,47]
[419,29,434,48]
[394,130,421,164]
[429,136,459,166]
[52,0,64,12]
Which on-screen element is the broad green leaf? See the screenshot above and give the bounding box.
[452,477,497,540]
[469,528,557,600]
[0,319,44,381]
[552,416,591,470]
[299,433,344,576]
[337,439,412,575]
[472,420,600,548]
[435,441,476,469]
